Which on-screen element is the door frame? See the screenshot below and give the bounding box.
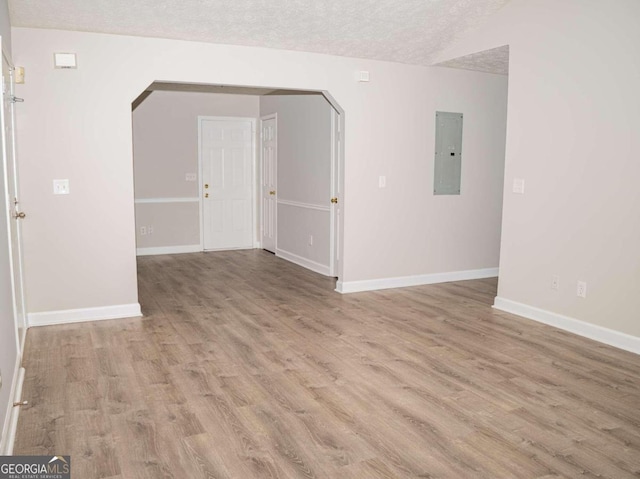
[197,115,257,251]
[259,113,277,251]
[329,109,342,277]
[1,49,27,353]
[259,107,343,278]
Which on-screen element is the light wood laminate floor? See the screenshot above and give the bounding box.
[14,250,640,478]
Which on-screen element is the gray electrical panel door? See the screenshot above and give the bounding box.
[434,111,463,195]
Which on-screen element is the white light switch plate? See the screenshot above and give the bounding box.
[53,179,70,195]
[513,178,525,194]
[379,176,386,188]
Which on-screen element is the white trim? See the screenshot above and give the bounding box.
[276,248,331,276]
[493,297,640,355]
[1,48,28,353]
[0,358,25,455]
[251,116,258,255]
[336,267,499,293]
[198,116,204,250]
[329,108,339,277]
[134,197,199,204]
[136,244,202,256]
[28,303,142,327]
[277,198,330,212]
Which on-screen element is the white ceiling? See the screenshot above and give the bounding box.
[8,0,510,70]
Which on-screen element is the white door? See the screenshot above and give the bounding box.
[260,116,277,253]
[200,118,254,250]
[330,109,341,277]
[1,51,27,352]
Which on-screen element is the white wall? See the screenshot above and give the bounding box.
[133,90,259,252]
[260,93,333,272]
[12,27,507,317]
[0,3,18,450]
[436,0,640,341]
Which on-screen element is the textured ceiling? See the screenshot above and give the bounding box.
[8,0,511,67]
[436,45,509,75]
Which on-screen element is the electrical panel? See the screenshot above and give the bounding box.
[434,111,463,195]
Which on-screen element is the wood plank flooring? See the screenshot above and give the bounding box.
[14,250,640,478]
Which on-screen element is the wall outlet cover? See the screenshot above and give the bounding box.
[53,179,70,195]
[513,178,525,194]
[577,280,587,298]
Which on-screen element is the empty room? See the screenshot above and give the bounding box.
[0,0,639,478]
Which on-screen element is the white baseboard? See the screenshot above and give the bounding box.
[28,303,142,327]
[0,358,25,455]
[276,248,331,276]
[493,297,640,355]
[336,267,498,293]
[136,245,202,256]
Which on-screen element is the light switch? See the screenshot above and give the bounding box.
[379,176,386,188]
[512,178,525,194]
[357,71,370,82]
[53,179,70,195]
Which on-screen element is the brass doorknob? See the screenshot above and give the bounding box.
[269,190,276,195]
[205,193,209,198]
[13,211,26,219]
[330,197,338,204]
[204,184,209,189]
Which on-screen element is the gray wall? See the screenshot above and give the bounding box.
[260,93,333,271]
[13,27,507,316]
[133,90,259,252]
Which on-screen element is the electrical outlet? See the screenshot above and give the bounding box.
[148,226,154,235]
[551,275,560,291]
[53,179,70,195]
[577,281,587,298]
[185,173,197,181]
[308,235,313,246]
[140,226,147,236]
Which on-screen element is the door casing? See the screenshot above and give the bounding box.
[329,109,342,277]
[1,49,27,353]
[259,114,277,253]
